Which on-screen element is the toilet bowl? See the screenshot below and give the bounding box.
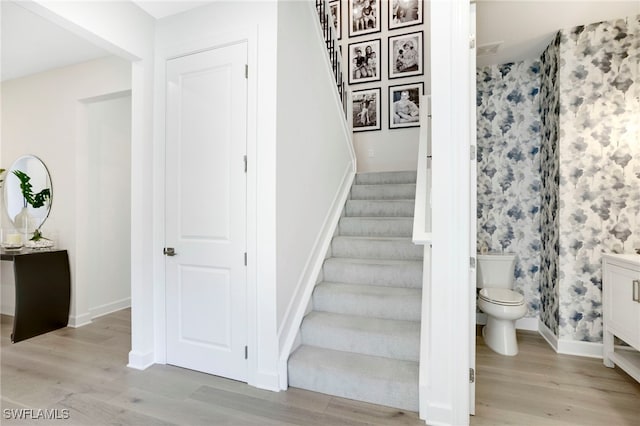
[477,254,526,356]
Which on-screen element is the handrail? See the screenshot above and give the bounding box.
[315,0,348,117]
[413,95,432,245]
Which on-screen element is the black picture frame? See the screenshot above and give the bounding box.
[352,87,381,132]
[388,31,424,79]
[329,0,341,40]
[389,82,424,129]
[349,0,381,38]
[389,0,423,30]
[348,38,381,85]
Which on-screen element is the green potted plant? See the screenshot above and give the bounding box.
[12,170,51,240]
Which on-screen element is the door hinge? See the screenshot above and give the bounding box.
[244,252,247,266]
[244,346,248,359]
[470,256,476,268]
[469,36,476,49]
[470,368,475,383]
[244,155,247,173]
[470,145,476,161]
[245,64,248,79]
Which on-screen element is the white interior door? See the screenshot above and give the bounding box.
[469,1,477,416]
[165,42,248,381]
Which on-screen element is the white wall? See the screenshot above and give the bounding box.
[275,0,354,338]
[336,0,431,172]
[0,57,131,321]
[22,0,156,369]
[85,93,132,318]
[154,1,281,389]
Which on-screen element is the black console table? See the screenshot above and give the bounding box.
[1,248,71,343]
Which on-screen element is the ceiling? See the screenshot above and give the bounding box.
[1,1,639,81]
[1,1,110,81]
[476,0,640,67]
[131,0,212,19]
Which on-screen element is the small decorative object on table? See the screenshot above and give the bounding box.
[1,227,24,250]
[25,229,54,249]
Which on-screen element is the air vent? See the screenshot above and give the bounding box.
[477,41,503,56]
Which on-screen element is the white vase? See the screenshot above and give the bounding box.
[14,207,35,234]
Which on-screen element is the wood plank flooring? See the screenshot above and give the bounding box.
[2,310,639,425]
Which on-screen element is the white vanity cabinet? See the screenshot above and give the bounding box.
[602,254,640,383]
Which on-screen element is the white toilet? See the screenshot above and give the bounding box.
[477,253,526,356]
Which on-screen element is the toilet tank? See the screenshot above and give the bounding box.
[477,254,516,289]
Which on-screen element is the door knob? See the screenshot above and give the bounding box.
[163,247,176,256]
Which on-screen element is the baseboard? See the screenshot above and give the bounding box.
[557,338,603,359]
[538,320,558,352]
[127,350,155,370]
[68,312,92,328]
[476,313,539,331]
[252,369,281,392]
[89,297,131,319]
[537,320,603,358]
[277,163,355,367]
[278,359,288,390]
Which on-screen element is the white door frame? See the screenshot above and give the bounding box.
[428,0,471,424]
[152,27,261,387]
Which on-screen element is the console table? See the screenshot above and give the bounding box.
[1,248,71,343]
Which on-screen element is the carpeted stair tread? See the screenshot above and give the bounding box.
[288,345,418,411]
[331,236,423,260]
[301,311,420,361]
[323,257,423,288]
[345,200,415,217]
[350,184,416,200]
[338,217,413,237]
[313,282,421,320]
[355,171,417,185]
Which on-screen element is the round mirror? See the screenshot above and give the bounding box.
[3,155,53,232]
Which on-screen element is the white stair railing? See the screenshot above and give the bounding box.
[412,95,432,419]
[412,95,432,245]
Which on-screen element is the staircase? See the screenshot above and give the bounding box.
[288,171,422,412]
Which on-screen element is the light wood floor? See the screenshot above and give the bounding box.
[1,310,639,425]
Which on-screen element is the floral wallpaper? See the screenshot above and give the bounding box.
[539,33,561,335]
[476,59,542,318]
[556,15,640,342]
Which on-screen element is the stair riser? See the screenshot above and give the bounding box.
[313,285,421,321]
[355,171,417,185]
[331,238,423,260]
[350,184,416,200]
[345,200,415,217]
[288,354,418,412]
[323,260,423,288]
[301,319,419,362]
[338,217,413,237]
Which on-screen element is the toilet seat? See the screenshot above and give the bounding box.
[479,288,524,306]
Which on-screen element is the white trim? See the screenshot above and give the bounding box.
[277,163,355,389]
[538,320,604,358]
[67,312,92,328]
[89,298,131,320]
[424,0,471,424]
[127,350,154,370]
[558,338,603,359]
[538,319,559,352]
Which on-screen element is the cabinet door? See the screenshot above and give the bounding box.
[604,263,640,348]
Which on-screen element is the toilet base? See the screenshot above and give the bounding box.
[482,316,519,356]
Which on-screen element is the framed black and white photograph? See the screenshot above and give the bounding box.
[389,82,423,129]
[352,87,381,132]
[389,0,423,30]
[329,0,341,40]
[349,0,380,38]
[348,39,381,85]
[388,31,423,79]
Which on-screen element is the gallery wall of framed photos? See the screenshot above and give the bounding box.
[330,0,429,171]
